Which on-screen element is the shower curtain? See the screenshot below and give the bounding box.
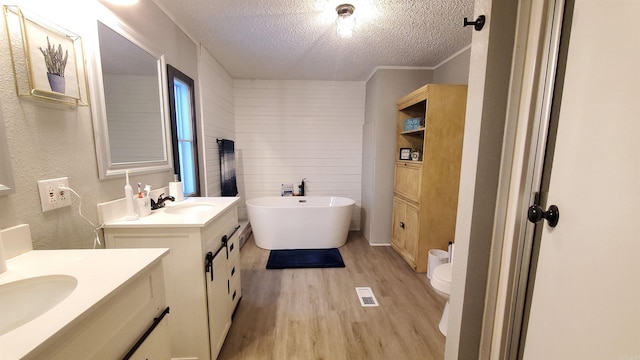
[217,139,238,196]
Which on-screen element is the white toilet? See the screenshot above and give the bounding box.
[430,261,452,336]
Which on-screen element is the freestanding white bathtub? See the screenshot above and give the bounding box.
[246,196,355,250]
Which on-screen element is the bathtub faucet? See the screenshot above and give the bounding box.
[299,178,306,196]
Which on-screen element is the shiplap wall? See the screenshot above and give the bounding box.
[234,80,365,229]
[198,45,235,197]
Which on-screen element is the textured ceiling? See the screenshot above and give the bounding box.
[151,0,474,81]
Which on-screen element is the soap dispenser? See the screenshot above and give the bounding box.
[299,178,306,196]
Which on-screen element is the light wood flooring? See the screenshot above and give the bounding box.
[218,231,446,360]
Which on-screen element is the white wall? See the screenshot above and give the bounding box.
[234,80,365,229]
[198,46,235,197]
[0,0,197,249]
[446,0,519,358]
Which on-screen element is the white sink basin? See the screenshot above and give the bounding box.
[163,203,215,215]
[0,275,77,335]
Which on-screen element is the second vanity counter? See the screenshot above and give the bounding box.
[0,248,169,359]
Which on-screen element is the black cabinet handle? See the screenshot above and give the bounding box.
[232,290,237,300]
[122,307,170,360]
[231,266,236,277]
[204,252,214,281]
[400,222,405,229]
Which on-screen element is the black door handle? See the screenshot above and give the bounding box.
[527,204,560,227]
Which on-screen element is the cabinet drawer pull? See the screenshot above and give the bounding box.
[229,242,235,252]
[220,225,240,258]
[400,222,405,229]
[122,306,170,360]
[232,290,237,300]
[231,266,236,277]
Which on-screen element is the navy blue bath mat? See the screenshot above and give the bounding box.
[266,248,345,269]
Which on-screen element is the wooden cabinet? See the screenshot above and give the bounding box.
[391,197,419,266]
[391,84,467,272]
[105,203,240,360]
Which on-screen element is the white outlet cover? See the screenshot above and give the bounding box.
[37,177,71,212]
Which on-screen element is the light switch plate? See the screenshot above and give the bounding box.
[37,177,71,212]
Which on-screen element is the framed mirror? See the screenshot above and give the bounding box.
[87,12,173,179]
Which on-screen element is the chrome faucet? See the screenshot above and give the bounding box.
[151,193,175,210]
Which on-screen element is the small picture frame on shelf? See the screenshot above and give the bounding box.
[399,148,412,160]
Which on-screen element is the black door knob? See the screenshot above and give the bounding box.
[527,204,560,227]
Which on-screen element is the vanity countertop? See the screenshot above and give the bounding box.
[104,196,240,229]
[0,248,169,359]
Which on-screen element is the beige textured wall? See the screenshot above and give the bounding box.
[0,0,196,249]
[433,47,471,84]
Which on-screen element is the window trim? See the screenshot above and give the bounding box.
[167,64,200,197]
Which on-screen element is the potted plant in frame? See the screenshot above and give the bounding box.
[39,36,68,94]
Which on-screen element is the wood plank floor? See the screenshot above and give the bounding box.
[218,231,446,360]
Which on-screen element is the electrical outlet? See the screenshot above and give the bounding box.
[37,177,71,212]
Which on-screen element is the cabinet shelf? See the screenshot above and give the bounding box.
[397,160,422,165]
[400,127,426,136]
[392,84,468,273]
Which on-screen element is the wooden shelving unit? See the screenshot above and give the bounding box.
[391,84,468,272]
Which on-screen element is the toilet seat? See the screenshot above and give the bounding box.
[430,262,452,295]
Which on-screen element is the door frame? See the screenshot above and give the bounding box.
[478,0,571,358]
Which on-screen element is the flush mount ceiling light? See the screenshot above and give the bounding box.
[336,4,356,38]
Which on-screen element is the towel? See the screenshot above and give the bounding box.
[218,139,238,196]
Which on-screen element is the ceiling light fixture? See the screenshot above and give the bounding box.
[336,4,356,38]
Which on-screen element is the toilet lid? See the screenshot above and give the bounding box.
[431,263,452,294]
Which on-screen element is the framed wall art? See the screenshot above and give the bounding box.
[3,5,87,106]
[399,147,411,160]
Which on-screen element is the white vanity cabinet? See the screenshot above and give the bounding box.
[104,199,241,360]
[0,248,170,360]
[45,263,170,360]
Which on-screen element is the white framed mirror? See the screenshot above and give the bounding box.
[87,9,173,179]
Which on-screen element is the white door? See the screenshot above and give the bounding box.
[523,0,640,358]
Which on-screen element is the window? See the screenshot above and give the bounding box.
[167,65,199,197]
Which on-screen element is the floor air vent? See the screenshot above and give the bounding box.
[355,287,379,307]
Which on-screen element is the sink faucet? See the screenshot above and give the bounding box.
[151,193,175,210]
[299,178,306,196]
